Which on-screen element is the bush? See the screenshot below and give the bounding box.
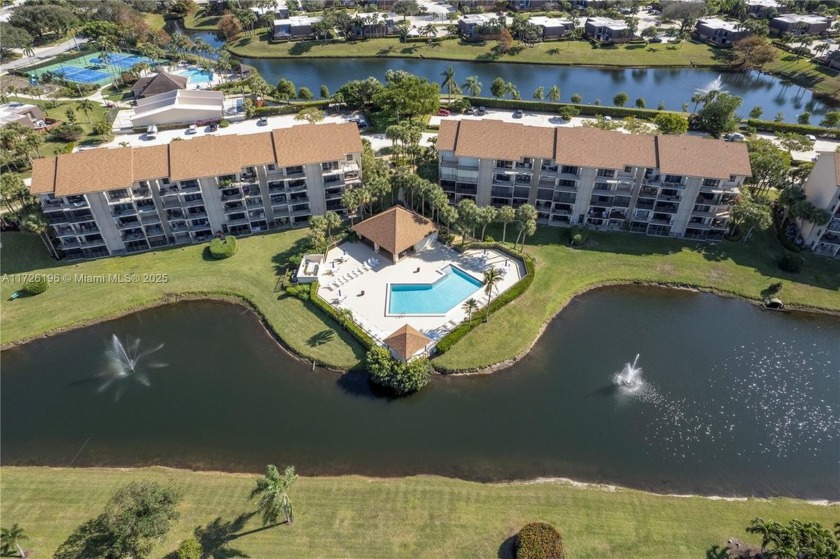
[568,226,589,246]
[309,281,375,349]
[252,100,330,118]
[778,253,803,273]
[436,244,535,355]
[484,234,494,242]
[177,538,202,559]
[207,235,237,259]
[516,522,565,559]
[49,123,84,142]
[21,277,48,296]
[463,96,665,120]
[219,119,230,128]
[365,346,432,395]
[777,230,803,253]
[284,283,310,300]
[746,119,840,139]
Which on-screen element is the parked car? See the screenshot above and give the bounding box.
[350,115,369,129]
[603,116,612,122]
[187,124,197,134]
[725,132,745,142]
[477,106,487,116]
[806,134,817,142]
[465,107,475,115]
[207,122,219,132]
[513,109,524,119]
[146,125,157,140]
[438,108,451,116]
[257,117,268,126]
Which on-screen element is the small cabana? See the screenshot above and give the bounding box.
[351,206,437,264]
[383,324,432,362]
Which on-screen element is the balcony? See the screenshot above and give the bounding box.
[186,209,208,219]
[270,195,288,206]
[287,181,307,193]
[224,202,246,213]
[42,199,67,212]
[246,197,264,207]
[612,196,631,208]
[325,189,343,201]
[116,218,141,230]
[189,222,211,232]
[638,186,658,198]
[650,216,672,226]
[107,191,132,204]
[136,202,158,213]
[111,206,137,218]
[162,198,182,209]
[220,190,243,202]
[145,225,165,237]
[289,193,309,204]
[820,232,840,245]
[515,161,533,170]
[657,192,682,202]
[58,237,81,249]
[132,188,152,199]
[121,229,145,242]
[66,212,95,224]
[441,158,478,172]
[182,197,205,208]
[54,224,76,237]
[268,181,285,193]
[827,219,840,233]
[814,243,840,256]
[180,183,201,194]
[249,210,266,221]
[654,202,679,214]
[140,213,160,225]
[159,186,180,197]
[169,221,189,232]
[66,196,89,209]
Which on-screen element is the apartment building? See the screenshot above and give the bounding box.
[584,17,633,43]
[770,14,832,36]
[436,120,752,241]
[797,151,840,258]
[29,123,363,261]
[695,18,749,46]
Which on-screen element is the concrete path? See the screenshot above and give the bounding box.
[0,38,89,73]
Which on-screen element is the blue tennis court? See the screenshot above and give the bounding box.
[51,66,111,84]
[29,51,157,86]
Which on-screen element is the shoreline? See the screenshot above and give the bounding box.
[2,465,837,505]
[2,281,838,373]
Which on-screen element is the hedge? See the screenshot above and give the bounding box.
[21,277,49,296]
[309,281,376,350]
[516,522,565,559]
[207,235,238,259]
[746,119,840,139]
[252,101,330,117]
[462,96,673,120]
[435,243,536,355]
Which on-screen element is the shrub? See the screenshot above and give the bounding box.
[49,123,84,142]
[177,538,202,559]
[308,281,375,349]
[778,253,803,273]
[365,346,432,395]
[21,277,48,296]
[207,235,237,259]
[484,234,494,242]
[219,119,230,128]
[516,522,565,559]
[284,283,310,300]
[462,96,663,120]
[746,119,840,139]
[568,226,589,246]
[91,120,112,136]
[777,230,802,253]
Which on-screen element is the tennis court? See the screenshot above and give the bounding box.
[28,51,157,86]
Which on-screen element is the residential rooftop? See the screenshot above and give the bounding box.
[529,16,573,27]
[351,206,437,259]
[773,14,831,24]
[746,0,780,7]
[30,122,363,196]
[132,89,224,120]
[273,15,321,25]
[697,17,744,32]
[460,13,498,24]
[585,17,628,30]
[436,119,752,180]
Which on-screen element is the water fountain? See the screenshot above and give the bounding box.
[98,335,166,398]
[696,75,727,97]
[614,354,643,393]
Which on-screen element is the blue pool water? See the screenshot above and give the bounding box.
[175,68,213,84]
[389,267,483,315]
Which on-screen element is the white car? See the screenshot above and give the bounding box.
[806,134,817,142]
[187,124,197,135]
[146,125,158,140]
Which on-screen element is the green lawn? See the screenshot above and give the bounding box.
[2,225,839,371]
[2,467,837,558]
[227,35,726,68]
[183,7,221,31]
[763,50,840,106]
[143,11,166,32]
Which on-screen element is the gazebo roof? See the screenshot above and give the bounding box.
[351,206,436,257]
[383,324,431,361]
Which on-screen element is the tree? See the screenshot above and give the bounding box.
[336,307,353,330]
[653,112,688,134]
[662,1,705,33]
[373,72,439,122]
[514,203,537,250]
[746,138,791,192]
[497,205,516,243]
[519,23,542,47]
[749,105,763,120]
[504,81,519,100]
[320,85,330,99]
[546,85,561,103]
[177,537,202,559]
[0,524,28,558]
[490,77,507,99]
[441,65,461,101]
[731,191,771,241]
[65,108,77,125]
[533,86,545,101]
[323,210,342,242]
[820,111,840,127]
[744,518,840,559]
[613,92,629,107]
[478,205,497,240]
[497,28,514,53]
[251,465,298,526]
[392,0,419,20]
[295,107,325,124]
[734,35,775,70]
[482,267,503,320]
[9,4,79,41]
[635,97,646,108]
[277,78,297,102]
[462,298,479,326]
[697,92,742,138]
[798,112,811,125]
[777,132,813,153]
[217,13,243,41]
[365,346,431,394]
[570,92,582,103]
[0,24,32,60]
[297,86,313,100]
[1,172,32,217]
[20,210,57,259]
[462,75,482,97]
[457,198,480,241]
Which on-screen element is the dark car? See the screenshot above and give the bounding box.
[513,109,524,119]
[477,106,487,116]
[207,122,218,132]
[257,117,268,126]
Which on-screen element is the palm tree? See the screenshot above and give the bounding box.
[77,99,94,124]
[462,75,482,97]
[1,523,29,558]
[441,65,461,102]
[336,308,353,330]
[462,298,479,327]
[497,205,515,243]
[482,267,503,321]
[250,464,298,526]
[22,44,35,68]
[20,210,57,259]
[547,85,561,103]
[323,210,342,243]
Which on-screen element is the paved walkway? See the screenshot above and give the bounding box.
[0,38,89,73]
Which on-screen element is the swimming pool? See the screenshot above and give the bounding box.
[175,68,214,84]
[389,266,483,315]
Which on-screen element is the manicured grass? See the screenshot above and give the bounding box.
[183,7,221,31]
[2,225,839,370]
[228,35,726,68]
[0,230,365,368]
[2,466,837,558]
[143,11,166,32]
[434,227,840,371]
[763,50,840,105]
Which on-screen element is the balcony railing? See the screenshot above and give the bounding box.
[827,219,840,233]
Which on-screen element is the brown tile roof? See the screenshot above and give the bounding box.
[437,119,554,161]
[351,206,437,257]
[437,119,458,152]
[273,122,363,167]
[30,156,56,194]
[238,133,277,168]
[656,135,752,180]
[132,145,170,180]
[168,135,246,181]
[384,324,431,361]
[55,148,134,196]
[556,127,657,169]
[131,72,188,98]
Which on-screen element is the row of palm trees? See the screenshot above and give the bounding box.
[441,67,563,103]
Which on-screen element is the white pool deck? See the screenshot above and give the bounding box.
[317,240,525,345]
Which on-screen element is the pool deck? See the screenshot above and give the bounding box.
[317,240,525,345]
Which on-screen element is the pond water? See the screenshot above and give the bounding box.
[177,28,832,122]
[2,287,838,499]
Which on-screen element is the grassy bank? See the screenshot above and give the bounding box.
[2,466,837,558]
[227,34,726,67]
[2,226,839,370]
[183,7,221,31]
[763,50,840,105]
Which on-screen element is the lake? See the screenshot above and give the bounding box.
[2,287,838,499]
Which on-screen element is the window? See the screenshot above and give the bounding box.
[624,166,632,173]
[495,160,513,169]
[664,175,683,184]
[560,165,579,175]
[346,154,353,161]
[703,178,719,187]
[597,169,615,178]
[267,164,276,171]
